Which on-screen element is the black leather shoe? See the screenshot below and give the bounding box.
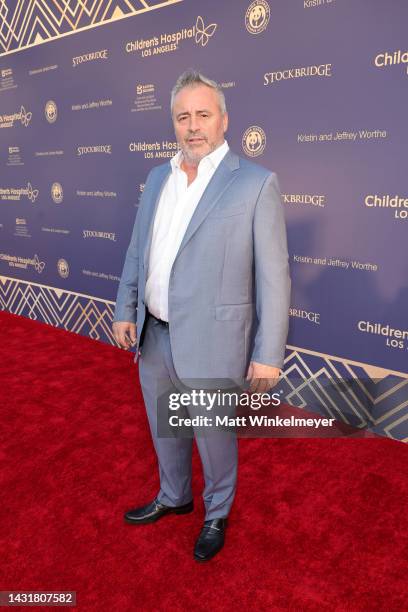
[193,518,226,561]
[124,498,194,524]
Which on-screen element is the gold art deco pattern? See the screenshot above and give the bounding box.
[0,0,181,55]
[0,275,116,342]
[1,276,407,442]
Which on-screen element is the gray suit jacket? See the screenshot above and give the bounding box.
[113,149,291,380]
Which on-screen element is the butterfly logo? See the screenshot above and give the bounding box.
[195,16,217,47]
[33,254,45,274]
[27,182,39,203]
[20,105,32,127]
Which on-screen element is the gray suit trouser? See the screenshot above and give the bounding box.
[138,315,238,521]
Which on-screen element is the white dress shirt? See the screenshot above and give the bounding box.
[145,140,229,322]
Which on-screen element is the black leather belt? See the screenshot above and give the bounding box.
[146,308,169,327]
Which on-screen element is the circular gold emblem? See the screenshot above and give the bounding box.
[45,100,57,123]
[57,258,69,278]
[242,126,266,157]
[51,182,63,204]
[245,1,270,34]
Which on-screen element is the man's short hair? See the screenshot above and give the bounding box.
[170,69,227,115]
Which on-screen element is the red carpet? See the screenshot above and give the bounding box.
[1,311,407,611]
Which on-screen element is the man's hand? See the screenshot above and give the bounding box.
[246,361,280,393]
[112,321,137,350]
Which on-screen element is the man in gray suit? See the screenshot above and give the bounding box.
[112,70,290,562]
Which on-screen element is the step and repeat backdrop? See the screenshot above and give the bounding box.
[1,0,407,439]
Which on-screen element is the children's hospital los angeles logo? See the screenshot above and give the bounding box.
[245,1,270,34]
[0,252,45,274]
[125,16,217,58]
[0,182,39,203]
[0,105,32,128]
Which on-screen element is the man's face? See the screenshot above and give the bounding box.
[172,84,228,165]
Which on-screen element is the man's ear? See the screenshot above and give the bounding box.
[223,112,229,133]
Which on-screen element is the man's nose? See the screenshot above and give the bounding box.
[188,115,199,132]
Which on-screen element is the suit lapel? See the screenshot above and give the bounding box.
[142,150,240,271]
[143,163,171,270]
[174,150,240,260]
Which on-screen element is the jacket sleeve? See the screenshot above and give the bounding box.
[112,201,141,324]
[113,166,157,324]
[250,172,291,369]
